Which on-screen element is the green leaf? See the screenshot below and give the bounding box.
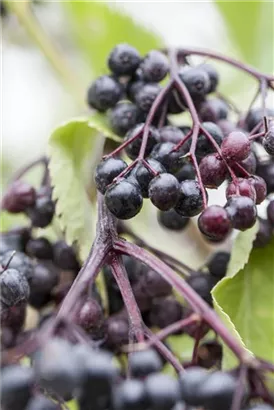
[215,1,273,71]
[62,1,163,76]
[214,236,274,367]
[227,222,259,277]
[67,400,79,410]
[48,115,118,260]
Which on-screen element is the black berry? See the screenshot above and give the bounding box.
[175,180,205,217]
[135,159,166,197]
[26,196,55,228]
[87,75,123,112]
[108,43,141,76]
[225,195,257,231]
[95,157,128,194]
[198,205,232,242]
[199,153,227,188]
[141,50,169,82]
[109,102,140,136]
[207,252,230,279]
[26,237,53,260]
[129,348,162,378]
[2,181,36,213]
[105,179,143,219]
[124,124,159,160]
[157,209,190,231]
[221,131,251,162]
[135,83,161,112]
[148,173,180,211]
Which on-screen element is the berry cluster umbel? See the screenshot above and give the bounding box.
[89,43,274,243]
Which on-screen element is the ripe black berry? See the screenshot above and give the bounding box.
[148,296,183,328]
[87,75,123,112]
[198,371,237,410]
[247,175,267,204]
[199,153,227,188]
[25,237,53,260]
[129,348,162,378]
[167,88,186,114]
[179,366,208,406]
[179,66,210,97]
[226,178,256,201]
[106,317,129,347]
[175,180,205,217]
[256,160,274,194]
[95,157,128,194]
[254,218,273,248]
[159,125,184,144]
[26,196,55,228]
[267,200,274,226]
[141,50,169,82]
[196,122,224,160]
[105,179,143,219]
[2,180,36,214]
[186,273,216,305]
[25,394,59,410]
[108,43,141,76]
[225,195,257,231]
[53,240,79,270]
[109,102,140,136]
[199,63,219,93]
[124,124,159,160]
[145,373,180,410]
[245,107,274,131]
[150,142,186,174]
[234,151,257,175]
[1,250,34,280]
[1,365,34,410]
[217,119,236,137]
[140,269,172,297]
[135,159,165,197]
[135,83,161,112]
[113,379,148,410]
[157,209,190,231]
[148,173,180,211]
[221,131,251,162]
[76,297,104,337]
[199,98,228,123]
[0,268,30,307]
[198,205,232,242]
[263,127,274,156]
[207,252,230,279]
[0,230,28,256]
[30,262,59,295]
[175,162,196,181]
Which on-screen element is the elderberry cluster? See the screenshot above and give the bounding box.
[90,43,274,244]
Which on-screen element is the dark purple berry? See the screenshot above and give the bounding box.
[256,160,274,194]
[87,75,123,112]
[95,157,128,194]
[148,173,180,211]
[199,154,227,188]
[135,159,166,197]
[76,297,104,336]
[179,66,210,97]
[53,241,79,270]
[141,50,169,82]
[199,64,219,93]
[109,102,140,136]
[217,119,236,137]
[186,273,216,306]
[234,151,257,175]
[198,205,232,242]
[196,122,224,160]
[1,365,34,410]
[175,180,205,217]
[263,127,274,156]
[157,209,190,231]
[148,296,182,328]
[105,179,143,220]
[159,126,184,144]
[225,195,257,231]
[26,237,53,260]
[0,268,30,307]
[2,181,36,213]
[226,178,256,201]
[207,252,230,279]
[1,250,34,280]
[124,123,159,160]
[179,367,208,406]
[113,379,148,410]
[175,162,196,181]
[246,107,274,132]
[199,98,229,123]
[140,269,172,297]
[150,142,186,174]
[129,348,162,378]
[267,200,274,226]
[254,218,273,248]
[221,131,251,162]
[247,175,267,204]
[26,196,55,228]
[135,83,161,112]
[108,43,141,76]
[145,373,180,410]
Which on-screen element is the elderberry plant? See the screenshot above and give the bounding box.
[1,41,274,410]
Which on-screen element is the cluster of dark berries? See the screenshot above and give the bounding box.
[90,44,274,244]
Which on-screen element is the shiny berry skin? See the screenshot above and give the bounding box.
[148,173,180,211]
[0,230,27,256]
[141,50,169,82]
[254,218,273,248]
[198,205,232,242]
[53,240,79,270]
[150,142,186,174]
[105,179,143,220]
[108,43,141,76]
[221,131,251,162]
[135,159,166,197]
[246,107,274,131]
[0,268,30,307]
[226,178,256,201]
[1,365,34,410]
[199,63,219,93]
[26,196,55,228]
[186,273,217,306]
[199,154,227,188]
[199,98,228,123]
[179,66,210,97]
[145,373,181,410]
[263,127,274,156]
[95,157,128,194]
[179,367,208,406]
[196,122,224,159]
[157,209,190,231]
[159,125,184,144]
[198,371,237,410]
[109,102,140,136]
[26,237,53,260]
[87,75,123,112]
[207,252,230,279]
[2,181,36,213]
[256,160,274,194]
[234,151,257,175]
[129,349,162,378]
[248,175,267,204]
[135,83,161,112]
[175,180,205,217]
[0,250,34,280]
[113,379,148,410]
[225,195,257,231]
[267,200,274,226]
[25,394,59,410]
[124,124,159,160]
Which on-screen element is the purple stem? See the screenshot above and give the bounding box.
[231,365,248,410]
